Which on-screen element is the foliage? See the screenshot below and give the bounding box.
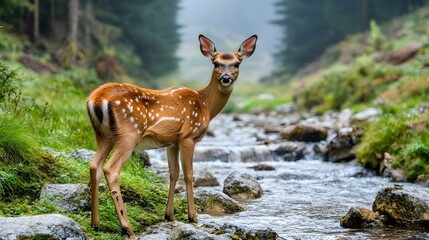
[0,49,189,237]
[357,112,429,181]
[273,0,428,75]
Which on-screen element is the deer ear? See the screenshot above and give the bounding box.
[199,34,217,58]
[238,35,258,58]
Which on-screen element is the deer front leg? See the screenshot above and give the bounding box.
[180,138,198,223]
[89,142,112,229]
[103,147,135,238]
[165,144,179,221]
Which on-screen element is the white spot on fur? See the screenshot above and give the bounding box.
[130,117,134,123]
[115,100,121,106]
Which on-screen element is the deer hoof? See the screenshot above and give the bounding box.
[188,215,198,223]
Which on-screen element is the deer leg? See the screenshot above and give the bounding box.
[89,141,112,229]
[180,139,198,223]
[103,146,135,237]
[165,144,179,221]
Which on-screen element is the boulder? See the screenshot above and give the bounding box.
[223,172,262,200]
[379,153,406,182]
[372,186,429,229]
[171,222,220,240]
[70,148,96,162]
[270,142,305,161]
[194,145,274,162]
[0,214,85,240]
[323,127,360,162]
[194,170,219,187]
[181,189,244,214]
[351,108,381,123]
[248,163,276,171]
[202,223,280,240]
[340,207,385,228]
[279,123,328,142]
[40,183,90,212]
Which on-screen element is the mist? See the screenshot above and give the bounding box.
[176,0,282,83]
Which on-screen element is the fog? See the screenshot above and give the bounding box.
[177,0,282,83]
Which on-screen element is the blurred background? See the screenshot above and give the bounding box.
[1,0,429,149]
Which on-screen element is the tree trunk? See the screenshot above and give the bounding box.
[33,0,40,42]
[69,0,79,44]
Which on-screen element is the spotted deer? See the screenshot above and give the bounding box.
[86,34,257,237]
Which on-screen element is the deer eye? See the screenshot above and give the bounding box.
[234,63,240,68]
[214,62,220,68]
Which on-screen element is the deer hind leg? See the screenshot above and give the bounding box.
[165,144,179,221]
[89,139,113,229]
[180,138,198,223]
[103,145,135,237]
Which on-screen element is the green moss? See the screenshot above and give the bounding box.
[356,111,429,181]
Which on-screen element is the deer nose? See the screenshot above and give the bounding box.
[220,75,233,86]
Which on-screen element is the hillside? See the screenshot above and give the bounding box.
[283,6,429,181]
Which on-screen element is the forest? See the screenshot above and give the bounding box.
[2,0,429,239]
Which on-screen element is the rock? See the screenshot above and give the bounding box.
[340,207,385,228]
[194,145,274,162]
[70,148,96,162]
[379,153,406,182]
[194,170,220,187]
[40,184,90,212]
[0,214,85,240]
[136,150,151,167]
[387,41,422,65]
[274,102,297,115]
[323,127,358,162]
[248,163,276,171]
[171,222,220,240]
[223,171,262,200]
[202,223,280,240]
[279,123,328,142]
[270,142,305,161]
[351,108,381,123]
[372,186,429,229]
[179,189,244,214]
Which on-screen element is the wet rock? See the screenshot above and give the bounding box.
[351,108,381,123]
[323,127,359,162]
[340,207,385,228]
[274,102,297,115]
[40,183,90,212]
[70,148,95,162]
[379,153,406,182]
[191,189,244,214]
[279,123,328,142]
[171,222,220,240]
[194,145,274,162]
[0,214,85,240]
[194,170,220,187]
[372,186,429,229]
[137,150,151,167]
[269,142,305,161]
[203,223,280,240]
[248,163,276,171]
[223,171,262,200]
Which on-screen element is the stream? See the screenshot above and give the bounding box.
[148,113,429,240]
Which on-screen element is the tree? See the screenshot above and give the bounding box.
[274,0,429,76]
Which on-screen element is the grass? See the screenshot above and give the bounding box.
[0,32,188,238]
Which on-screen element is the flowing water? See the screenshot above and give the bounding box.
[148,114,429,240]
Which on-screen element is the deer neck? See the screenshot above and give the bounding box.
[198,72,233,120]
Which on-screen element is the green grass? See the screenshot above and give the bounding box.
[356,112,429,181]
[0,34,188,238]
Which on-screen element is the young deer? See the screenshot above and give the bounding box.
[86,34,257,237]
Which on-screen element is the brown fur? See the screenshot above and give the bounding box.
[86,35,257,238]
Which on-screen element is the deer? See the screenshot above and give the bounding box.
[86,34,257,238]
